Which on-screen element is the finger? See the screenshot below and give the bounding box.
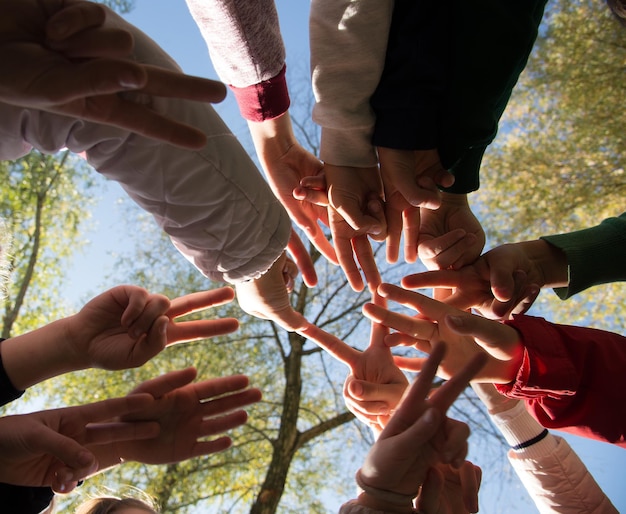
[383,343,447,435]
[139,65,227,103]
[418,229,467,267]
[192,374,252,401]
[402,270,462,290]
[46,1,107,40]
[353,235,381,293]
[420,232,478,271]
[117,285,150,328]
[198,410,249,439]
[393,355,428,372]
[332,229,365,292]
[428,352,487,413]
[168,288,236,318]
[460,461,481,513]
[437,419,471,464]
[383,196,404,264]
[444,313,521,360]
[297,323,360,370]
[288,209,337,265]
[189,436,233,457]
[53,92,209,149]
[84,420,160,445]
[127,294,171,339]
[347,379,406,413]
[402,206,420,263]
[293,185,329,207]
[168,318,239,345]
[506,284,540,318]
[415,466,444,513]
[363,302,439,342]
[74,393,155,424]
[287,228,318,287]
[129,368,197,397]
[199,388,262,418]
[33,431,97,484]
[378,283,452,322]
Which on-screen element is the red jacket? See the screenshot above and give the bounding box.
[496,315,626,447]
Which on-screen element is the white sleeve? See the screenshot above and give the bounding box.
[310,0,394,167]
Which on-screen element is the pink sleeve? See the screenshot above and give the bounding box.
[496,315,626,447]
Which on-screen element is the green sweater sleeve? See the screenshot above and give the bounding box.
[540,212,626,299]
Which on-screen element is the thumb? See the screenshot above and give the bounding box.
[444,313,521,361]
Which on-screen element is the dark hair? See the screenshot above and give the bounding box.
[74,497,158,514]
[607,0,626,24]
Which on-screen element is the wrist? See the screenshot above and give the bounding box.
[440,191,469,208]
[355,493,416,514]
[355,469,416,513]
[247,112,296,162]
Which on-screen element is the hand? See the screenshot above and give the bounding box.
[296,172,382,292]
[298,296,408,435]
[0,394,158,493]
[377,148,454,264]
[355,343,486,512]
[0,0,227,149]
[235,250,309,331]
[69,285,239,370]
[418,193,485,270]
[402,241,563,319]
[416,461,482,514]
[91,368,262,468]
[363,283,524,383]
[248,113,337,263]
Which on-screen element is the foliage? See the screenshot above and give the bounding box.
[475,0,626,332]
[95,0,135,14]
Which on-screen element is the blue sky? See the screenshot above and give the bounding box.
[61,1,626,512]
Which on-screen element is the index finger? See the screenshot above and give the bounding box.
[402,269,463,290]
[287,228,319,288]
[297,323,361,371]
[428,352,487,413]
[168,288,236,318]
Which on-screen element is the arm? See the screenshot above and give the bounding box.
[0,286,239,391]
[540,212,626,299]
[0,0,228,150]
[472,383,618,514]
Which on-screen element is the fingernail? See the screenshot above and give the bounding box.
[369,225,382,236]
[119,71,144,89]
[423,407,438,424]
[350,382,363,396]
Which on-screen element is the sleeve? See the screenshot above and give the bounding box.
[0,12,291,285]
[338,499,416,513]
[508,437,619,514]
[185,0,290,121]
[0,339,25,407]
[487,400,617,513]
[310,0,394,167]
[372,0,548,194]
[496,315,626,447]
[0,482,54,514]
[540,212,626,299]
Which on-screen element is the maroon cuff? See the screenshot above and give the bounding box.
[229,64,290,121]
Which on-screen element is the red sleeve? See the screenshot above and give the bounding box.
[496,315,626,447]
[229,65,290,121]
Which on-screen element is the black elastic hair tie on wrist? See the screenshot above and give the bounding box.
[511,428,549,451]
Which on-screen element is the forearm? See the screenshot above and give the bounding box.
[498,315,626,446]
[310,0,393,167]
[540,212,626,299]
[185,0,289,121]
[0,318,84,390]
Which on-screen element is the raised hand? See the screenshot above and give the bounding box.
[0,393,157,493]
[417,192,485,270]
[297,296,408,434]
[71,285,239,370]
[402,241,558,319]
[91,368,262,468]
[0,0,227,149]
[295,171,383,293]
[355,343,486,512]
[248,112,337,264]
[363,283,523,383]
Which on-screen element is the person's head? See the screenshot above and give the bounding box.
[74,497,159,514]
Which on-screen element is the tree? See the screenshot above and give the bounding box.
[474,0,626,332]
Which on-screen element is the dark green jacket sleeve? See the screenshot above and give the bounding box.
[541,212,626,299]
[372,0,547,194]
